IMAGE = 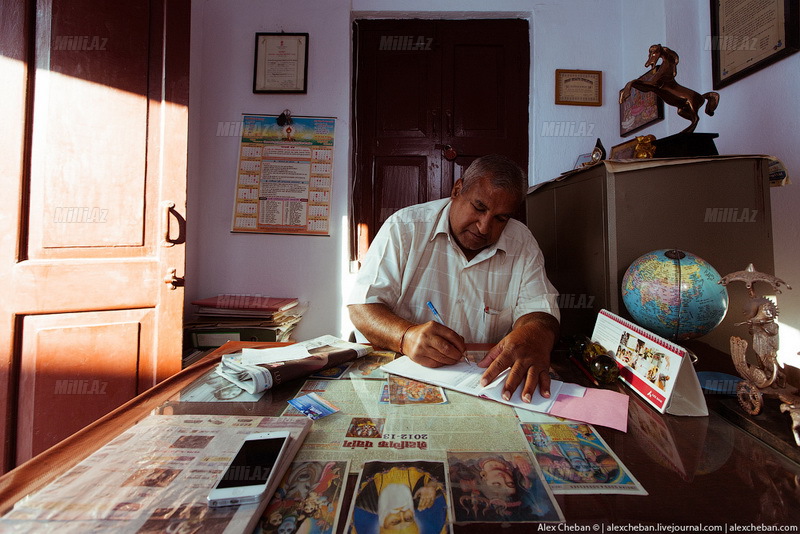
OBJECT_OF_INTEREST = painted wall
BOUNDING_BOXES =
[188,0,800,364]
[188,0,352,342]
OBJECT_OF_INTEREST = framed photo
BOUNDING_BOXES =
[619,71,664,136]
[573,152,593,169]
[555,69,602,106]
[253,33,309,93]
[710,0,799,89]
[609,138,639,160]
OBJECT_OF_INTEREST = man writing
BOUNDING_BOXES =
[347,154,559,403]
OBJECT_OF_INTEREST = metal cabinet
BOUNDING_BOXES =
[526,156,774,354]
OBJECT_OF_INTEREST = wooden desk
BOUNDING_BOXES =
[1,341,800,529]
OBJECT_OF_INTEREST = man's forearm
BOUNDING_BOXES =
[348,303,414,353]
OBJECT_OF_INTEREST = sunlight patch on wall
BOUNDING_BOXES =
[340,215,357,340]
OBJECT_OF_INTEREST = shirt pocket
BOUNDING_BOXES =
[480,305,514,344]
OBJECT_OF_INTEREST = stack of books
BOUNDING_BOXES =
[184,294,305,354]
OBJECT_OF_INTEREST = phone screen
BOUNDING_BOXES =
[215,436,287,489]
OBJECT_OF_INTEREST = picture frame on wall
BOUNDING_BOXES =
[619,71,665,136]
[253,33,309,93]
[555,69,602,106]
[710,0,799,89]
[609,138,639,160]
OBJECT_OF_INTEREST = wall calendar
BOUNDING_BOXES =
[231,114,335,236]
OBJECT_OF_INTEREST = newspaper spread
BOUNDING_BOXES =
[0,414,311,533]
[282,375,532,474]
[217,335,370,394]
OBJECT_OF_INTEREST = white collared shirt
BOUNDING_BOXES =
[348,198,559,343]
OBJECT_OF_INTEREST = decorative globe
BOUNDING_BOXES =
[621,249,729,341]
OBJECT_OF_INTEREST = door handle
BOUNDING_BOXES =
[161,201,176,247]
[435,144,458,161]
[163,268,184,290]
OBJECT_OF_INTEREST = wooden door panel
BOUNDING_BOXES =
[353,19,529,258]
[12,262,160,312]
[0,0,189,472]
[32,0,150,254]
[375,55,435,139]
[441,19,529,158]
[374,156,431,226]
[451,44,504,137]
[35,79,148,249]
[16,310,153,463]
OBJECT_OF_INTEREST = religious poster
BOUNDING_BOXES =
[231,114,335,236]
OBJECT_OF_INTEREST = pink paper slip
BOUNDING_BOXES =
[550,387,630,432]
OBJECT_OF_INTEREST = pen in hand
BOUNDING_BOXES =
[426,301,470,365]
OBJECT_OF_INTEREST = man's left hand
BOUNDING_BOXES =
[476,312,559,403]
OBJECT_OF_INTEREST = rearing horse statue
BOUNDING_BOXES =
[620,44,719,134]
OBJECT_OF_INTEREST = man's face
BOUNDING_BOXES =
[448,174,519,259]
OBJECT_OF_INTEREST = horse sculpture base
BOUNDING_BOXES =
[653,132,719,158]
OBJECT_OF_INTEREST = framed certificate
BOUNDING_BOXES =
[555,69,602,106]
[711,0,799,89]
[253,33,309,93]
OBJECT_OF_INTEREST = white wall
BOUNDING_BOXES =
[188,0,352,341]
[188,0,800,363]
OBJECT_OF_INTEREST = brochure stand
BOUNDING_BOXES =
[592,309,707,416]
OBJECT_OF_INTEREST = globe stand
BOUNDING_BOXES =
[719,264,800,447]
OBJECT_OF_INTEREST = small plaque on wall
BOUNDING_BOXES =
[555,69,602,106]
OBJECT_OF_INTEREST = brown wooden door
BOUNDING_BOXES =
[352,19,529,258]
[0,0,189,469]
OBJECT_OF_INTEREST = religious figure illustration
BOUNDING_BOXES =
[620,44,719,134]
[447,452,561,523]
[258,460,346,534]
[348,461,448,534]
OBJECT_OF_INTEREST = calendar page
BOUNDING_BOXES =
[231,114,335,235]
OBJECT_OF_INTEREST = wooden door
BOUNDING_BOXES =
[0,0,189,469]
[352,19,529,258]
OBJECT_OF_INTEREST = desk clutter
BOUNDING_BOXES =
[0,330,660,532]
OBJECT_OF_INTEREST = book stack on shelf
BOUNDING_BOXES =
[183,294,305,365]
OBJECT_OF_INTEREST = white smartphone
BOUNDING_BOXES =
[207,430,291,507]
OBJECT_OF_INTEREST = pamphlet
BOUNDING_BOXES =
[521,422,647,495]
[288,392,341,420]
[381,356,561,413]
[446,451,563,523]
[380,355,630,431]
[258,460,350,534]
[345,460,452,534]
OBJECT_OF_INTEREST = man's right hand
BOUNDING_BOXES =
[347,303,466,368]
[402,321,466,367]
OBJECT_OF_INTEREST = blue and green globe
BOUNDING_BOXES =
[621,249,729,341]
